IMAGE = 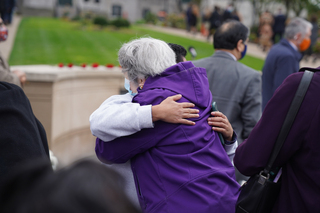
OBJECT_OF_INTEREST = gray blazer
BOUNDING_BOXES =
[193,51,261,144]
[0,51,20,86]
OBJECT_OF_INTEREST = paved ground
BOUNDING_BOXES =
[0,17,318,69]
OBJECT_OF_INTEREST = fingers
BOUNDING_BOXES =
[183,113,199,119]
[208,121,228,129]
[211,111,227,118]
[211,126,226,133]
[170,94,182,101]
[208,116,227,124]
[180,102,195,108]
[183,108,199,114]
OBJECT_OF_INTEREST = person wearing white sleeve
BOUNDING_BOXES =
[89,41,238,208]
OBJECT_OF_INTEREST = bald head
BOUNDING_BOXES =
[214,20,249,50]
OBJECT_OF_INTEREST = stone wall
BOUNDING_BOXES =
[12,65,124,166]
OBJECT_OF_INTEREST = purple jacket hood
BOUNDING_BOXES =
[137,61,211,110]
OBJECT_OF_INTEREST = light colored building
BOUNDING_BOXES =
[18,0,182,23]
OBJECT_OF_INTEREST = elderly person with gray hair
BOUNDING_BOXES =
[262,17,312,110]
[92,37,239,212]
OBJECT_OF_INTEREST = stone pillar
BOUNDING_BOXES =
[12,65,123,166]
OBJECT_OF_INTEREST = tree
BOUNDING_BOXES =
[249,0,273,26]
[276,0,320,16]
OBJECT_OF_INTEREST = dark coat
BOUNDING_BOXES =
[209,10,221,29]
[262,39,302,109]
[235,68,320,213]
[0,82,50,181]
[273,14,286,33]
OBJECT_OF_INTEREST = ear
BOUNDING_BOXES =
[138,78,146,89]
[294,33,302,41]
[236,39,244,52]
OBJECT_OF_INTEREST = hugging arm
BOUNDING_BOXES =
[90,94,199,142]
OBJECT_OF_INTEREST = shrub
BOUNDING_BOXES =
[93,16,109,27]
[110,18,130,28]
[164,14,185,29]
[313,41,320,53]
[71,15,81,21]
[135,19,146,24]
[144,12,158,25]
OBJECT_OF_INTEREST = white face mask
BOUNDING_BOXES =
[124,78,137,96]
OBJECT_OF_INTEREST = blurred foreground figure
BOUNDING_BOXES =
[0,81,50,183]
[0,159,141,213]
[235,67,320,213]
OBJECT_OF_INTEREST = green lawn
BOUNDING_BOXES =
[10,17,264,71]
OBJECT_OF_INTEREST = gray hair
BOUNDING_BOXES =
[284,17,312,40]
[118,37,176,84]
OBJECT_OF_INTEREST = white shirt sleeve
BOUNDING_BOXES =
[89,93,154,142]
[224,141,238,166]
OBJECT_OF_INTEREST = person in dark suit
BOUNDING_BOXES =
[235,67,320,213]
[272,9,287,43]
[207,5,222,41]
[262,17,312,110]
[222,3,234,23]
[193,20,262,184]
[0,0,15,25]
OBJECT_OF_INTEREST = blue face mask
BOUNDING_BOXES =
[240,44,247,60]
[124,78,137,96]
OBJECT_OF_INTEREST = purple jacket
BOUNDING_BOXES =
[235,68,320,212]
[96,62,239,212]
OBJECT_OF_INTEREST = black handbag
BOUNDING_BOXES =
[235,70,314,213]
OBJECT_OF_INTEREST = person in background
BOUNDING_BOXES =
[303,14,318,62]
[168,43,187,62]
[193,20,262,184]
[0,0,15,25]
[259,10,274,52]
[262,17,312,110]
[94,37,239,212]
[0,159,141,213]
[189,4,199,35]
[185,3,193,32]
[207,5,222,41]
[235,66,320,213]
[222,3,234,23]
[0,17,26,87]
[272,8,287,43]
[231,9,242,22]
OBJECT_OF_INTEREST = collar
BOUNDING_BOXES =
[215,50,237,61]
[288,41,298,52]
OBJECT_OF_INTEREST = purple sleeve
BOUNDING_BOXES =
[95,89,179,164]
[95,129,158,164]
[234,73,303,176]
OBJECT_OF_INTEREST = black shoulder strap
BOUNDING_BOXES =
[263,70,314,174]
